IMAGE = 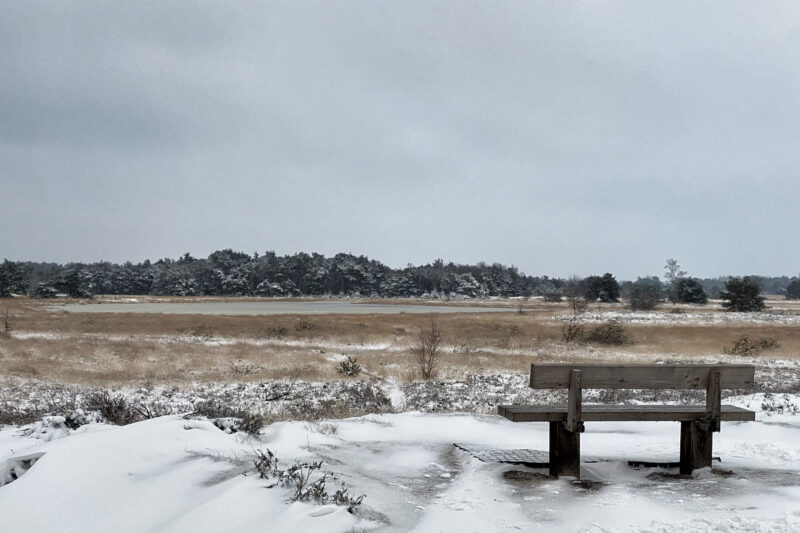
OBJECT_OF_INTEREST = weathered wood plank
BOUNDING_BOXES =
[549,421,580,478]
[530,364,755,389]
[565,369,583,433]
[498,404,756,423]
[680,421,712,474]
[707,370,721,432]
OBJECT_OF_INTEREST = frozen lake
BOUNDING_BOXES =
[53,301,514,316]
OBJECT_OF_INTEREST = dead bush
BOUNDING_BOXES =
[259,325,289,339]
[561,320,586,343]
[2,308,12,333]
[190,324,215,339]
[295,318,318,334]
[412,316,443,380]
[454,340,480,355]
[584,320,631,345]
[724,335,780,357]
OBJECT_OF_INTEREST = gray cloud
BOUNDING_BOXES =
[2,1,799,278]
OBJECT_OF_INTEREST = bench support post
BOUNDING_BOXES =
[565,369,583,433]
[706,370,721,432]
[549,421,580,478]
[679,421,713,475]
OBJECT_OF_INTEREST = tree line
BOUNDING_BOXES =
[0,252,797,303]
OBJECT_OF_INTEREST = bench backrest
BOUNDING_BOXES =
[531,363,756,433]
[530,363,755,390]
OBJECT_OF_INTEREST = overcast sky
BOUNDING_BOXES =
[2,1,799,279]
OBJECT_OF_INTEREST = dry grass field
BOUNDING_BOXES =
[2,296,799,387]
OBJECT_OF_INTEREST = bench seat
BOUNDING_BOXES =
[498,404,755,423]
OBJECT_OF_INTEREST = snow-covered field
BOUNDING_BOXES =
[560,310,800,326]
[2,405,799,532]
[4,300,800,531]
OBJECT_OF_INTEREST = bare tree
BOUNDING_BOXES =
[2,308,11,333]
[664,258,688,304]
[663,259,687,284]
[412,315,443,379]
[564,276,587,315]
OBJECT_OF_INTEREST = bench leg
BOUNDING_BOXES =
[549,421,580,478]
[680,421,713,475]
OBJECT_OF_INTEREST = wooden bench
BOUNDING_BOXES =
[498,364,756,478]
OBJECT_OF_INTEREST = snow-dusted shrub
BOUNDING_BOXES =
[724,335,780,357]
[192,399,265,435]
[337,356,362,377]
[18,416,71,441]
[64,408,105,429]
[29,282,57,299]
[0,405,45,426]
[85,391,141,425]
[253,449,364,513]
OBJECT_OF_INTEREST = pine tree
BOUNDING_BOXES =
[720,277,766,312]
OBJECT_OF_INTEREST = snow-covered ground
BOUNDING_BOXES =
[560,310,800,326]
[2,406,799,532]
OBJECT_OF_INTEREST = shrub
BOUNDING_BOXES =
[412,316,443,380]
[0,405,45,426]
[720,277,766,312]
[195,324,215,338]
[583,273,620,303]
[295,318,318,333]
[584,319,630,345]
[673,278,708,304]
[84,391,141,425]
[542,292,563,302]
[625,277,664,311]
[561,319,586,343]
[724,335,780,356]
[254,449,364,513]
[337,356,362,377]
[260,325,289,339]
[785,279,800,300]
[192,399,265,435]
[30,282,57,299]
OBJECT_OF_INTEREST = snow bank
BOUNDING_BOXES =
[0,417,358,533]
[1,410,799,532]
